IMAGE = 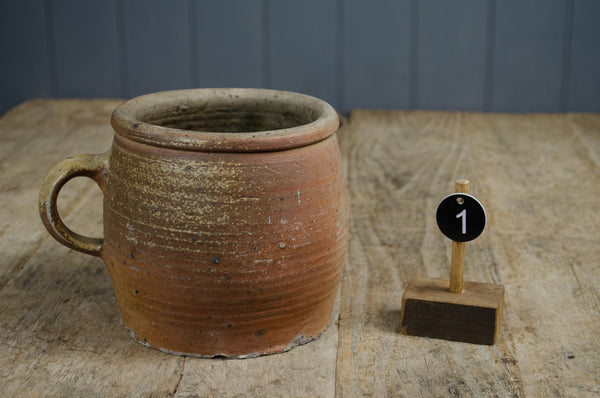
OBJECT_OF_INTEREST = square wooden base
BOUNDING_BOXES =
[400,277,504,345]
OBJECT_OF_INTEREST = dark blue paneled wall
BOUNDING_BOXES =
[1,0,599,114]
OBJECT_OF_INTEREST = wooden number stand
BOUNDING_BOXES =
[400,180,504,345]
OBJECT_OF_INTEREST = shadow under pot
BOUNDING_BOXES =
[39,88,349,358]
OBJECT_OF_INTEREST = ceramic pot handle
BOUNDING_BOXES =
[39,152,109,257]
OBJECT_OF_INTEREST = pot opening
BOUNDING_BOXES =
[144,103,317,134]
[112,89,339,152]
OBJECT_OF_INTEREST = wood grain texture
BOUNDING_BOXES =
[0,99,183,397]
[175,297,340,397]
[336,110,600,397]
[449,179,469,293]
[0,100,118,288]
[401,277,504,345]
[2,100,600,396]
[449,240,465,294]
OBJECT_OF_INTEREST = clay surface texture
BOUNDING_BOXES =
[39,89,349,357]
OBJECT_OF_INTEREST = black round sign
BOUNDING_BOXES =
[436,193,486,242]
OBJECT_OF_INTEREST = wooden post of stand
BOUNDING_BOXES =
[449,179,469,294]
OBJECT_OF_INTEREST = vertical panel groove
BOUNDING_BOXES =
[335,0,345,113]
[262,0,271,89]
[189,0,199,88]
[492,0,566,112]
[115,0,128,98]
[559,0,574,112]
[418,0,488,111]
[409,0,419,109]
[567,0,600,111]
[483,0,496,112]
[343,0,411,110]
[44,0,57,96]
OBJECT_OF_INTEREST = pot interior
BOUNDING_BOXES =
[144,101,317,133]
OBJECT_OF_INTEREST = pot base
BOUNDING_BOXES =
[125,324,328,359]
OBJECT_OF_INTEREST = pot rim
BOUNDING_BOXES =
[110,88,339,152]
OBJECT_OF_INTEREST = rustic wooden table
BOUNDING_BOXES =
[1,100,599,397]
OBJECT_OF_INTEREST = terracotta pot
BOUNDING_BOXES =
[39,88,349,357]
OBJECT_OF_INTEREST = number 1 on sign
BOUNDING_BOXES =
[456,209,467,234]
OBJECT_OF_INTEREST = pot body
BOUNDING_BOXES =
[39,88,348,357]
[102,134,348,357]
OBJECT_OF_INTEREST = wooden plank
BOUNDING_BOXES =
[471,112,600,396]
[0,0,51,113]
[0,100,183,397]
[342,0,412,112]
[4,100,600,395]
[194,0,263,88]
[0,183,183,396]
[335,111,522,397]
[51,0,121,97]
[121,0,193,97]
[567,0,600,111]
[417,0,488,110]
[269,0,337,106]
[335,110,600,396]
[0,99,118,289]
[492,0,567,112]
[175,296,340,397]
